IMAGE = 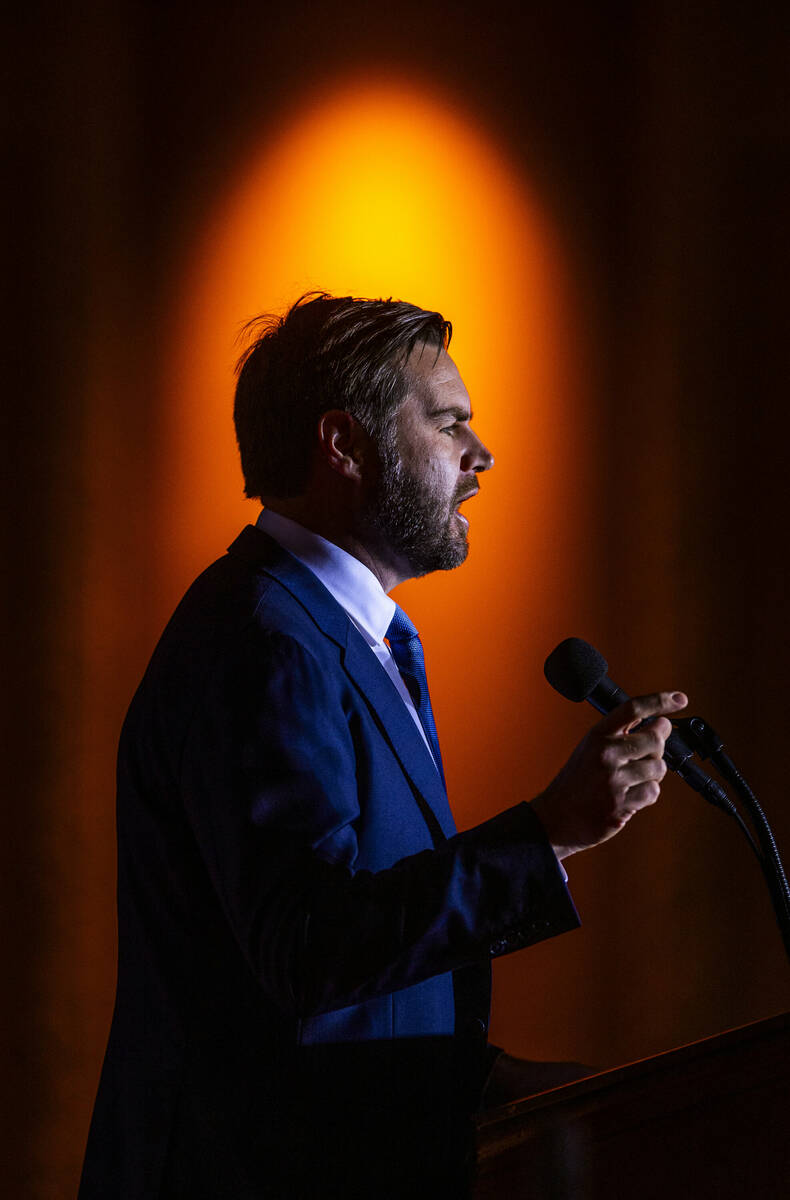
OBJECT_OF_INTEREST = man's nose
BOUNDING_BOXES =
[461,432,494,474]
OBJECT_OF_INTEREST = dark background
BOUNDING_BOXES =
[5,2,790,1194]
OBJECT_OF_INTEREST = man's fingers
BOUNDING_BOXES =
[601,721,671,765]
[599,691,688,738]
[615,754,668,788]
[537,690,688,860]
[620,778,662,812]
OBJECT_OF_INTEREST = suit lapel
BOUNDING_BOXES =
[228,526,456,842]
[341,629,456,840]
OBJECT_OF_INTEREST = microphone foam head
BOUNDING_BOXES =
[544,637,608,702]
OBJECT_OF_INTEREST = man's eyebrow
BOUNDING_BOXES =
[427,404,473,421]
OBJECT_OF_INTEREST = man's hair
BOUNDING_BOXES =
[233,291,452,499]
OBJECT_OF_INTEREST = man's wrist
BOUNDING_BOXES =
[529,793,575,862]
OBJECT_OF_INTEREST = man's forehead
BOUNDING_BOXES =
[402,344,469,407]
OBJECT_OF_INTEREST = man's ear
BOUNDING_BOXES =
[316,410,372,482]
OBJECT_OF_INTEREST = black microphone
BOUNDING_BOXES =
[544,637,730,805]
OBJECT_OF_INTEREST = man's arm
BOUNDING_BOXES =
[178,625,683,1019]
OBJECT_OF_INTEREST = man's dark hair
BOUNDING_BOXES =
[233,291,452,499]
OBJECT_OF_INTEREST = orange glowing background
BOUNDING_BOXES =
[160,76,598,1054]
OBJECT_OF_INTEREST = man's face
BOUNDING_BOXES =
[367,344,493,578]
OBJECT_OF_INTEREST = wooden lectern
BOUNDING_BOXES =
[475,1011,789,1198]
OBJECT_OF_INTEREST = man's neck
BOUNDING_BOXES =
[260,499,411,594]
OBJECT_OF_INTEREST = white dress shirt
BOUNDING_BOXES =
[255,507,437,764]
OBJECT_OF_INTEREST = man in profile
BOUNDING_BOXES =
[79,293,685,1198]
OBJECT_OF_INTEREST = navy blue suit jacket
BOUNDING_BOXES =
[79,525,579,1198]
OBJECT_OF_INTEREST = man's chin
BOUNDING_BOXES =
[409,535,469,577]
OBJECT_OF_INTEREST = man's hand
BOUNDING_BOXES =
[531,691,688,860]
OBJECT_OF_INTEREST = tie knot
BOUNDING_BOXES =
[386,604,419,646]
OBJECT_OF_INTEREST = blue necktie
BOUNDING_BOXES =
[386,605,445,787]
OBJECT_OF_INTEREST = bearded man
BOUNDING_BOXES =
[79,293,685,1199]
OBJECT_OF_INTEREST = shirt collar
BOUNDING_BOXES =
[256,508,395,645]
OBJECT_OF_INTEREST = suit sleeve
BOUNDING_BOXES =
[178,624,579,1018]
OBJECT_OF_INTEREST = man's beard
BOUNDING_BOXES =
[365,445,470,578]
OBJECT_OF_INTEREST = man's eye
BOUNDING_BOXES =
[441,424,458,435]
